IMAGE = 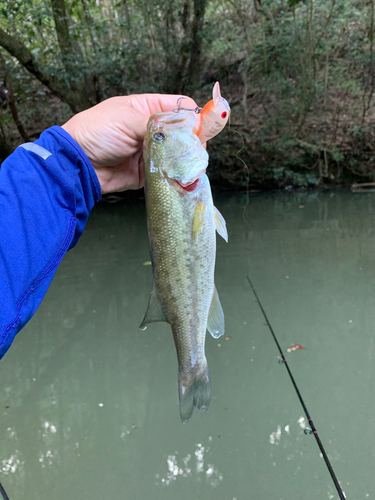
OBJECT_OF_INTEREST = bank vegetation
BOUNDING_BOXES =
[0,0,374,189]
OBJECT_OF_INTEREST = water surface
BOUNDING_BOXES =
[1,191,374,499]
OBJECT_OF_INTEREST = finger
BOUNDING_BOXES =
[153,94,203,132]
[124,94,202,128]
[115,108,149,144]
[125,93,199,114]
[154,94,199,113]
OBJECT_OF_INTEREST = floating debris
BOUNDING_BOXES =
[101,194,124,203]
[143,261,152,266]
[223,335,232,340]
[287,344,306,353]
[351,182,375,193]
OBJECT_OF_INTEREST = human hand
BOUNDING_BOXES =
[62,94,201,195]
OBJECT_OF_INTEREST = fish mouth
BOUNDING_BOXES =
[173,168,206,192]
[176,178,201,192]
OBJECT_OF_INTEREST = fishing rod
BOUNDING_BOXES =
[0,482,9,500]
[246,275,346,500]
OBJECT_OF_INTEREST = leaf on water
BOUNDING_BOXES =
[143,261,152,266]
[287,344,306,353]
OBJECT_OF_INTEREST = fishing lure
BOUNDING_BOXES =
[196,82,230,143]
[174,82,230,143]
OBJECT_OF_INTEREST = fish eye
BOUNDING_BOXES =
[153,132,166,142]
[221,112,227,119]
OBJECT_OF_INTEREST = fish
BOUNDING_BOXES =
[197,82,231,143]
[140,110,228,423]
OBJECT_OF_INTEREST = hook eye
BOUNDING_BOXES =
[153,132,166,142]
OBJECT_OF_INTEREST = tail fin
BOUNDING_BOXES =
[178,362,211,424]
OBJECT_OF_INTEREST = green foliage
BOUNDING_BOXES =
[0,0,374,187]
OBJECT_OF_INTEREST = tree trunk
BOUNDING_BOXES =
[0,51,28,142]
[0,28,91,112]
[169,1,191,94]
[80,0,103,103]
[186,0,206,90]
[122,0,131,29]
[168,0,207,94]
[51,0,95,105]
[51,0,74,68]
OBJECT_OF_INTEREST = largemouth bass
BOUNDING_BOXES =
[140,110,228,423]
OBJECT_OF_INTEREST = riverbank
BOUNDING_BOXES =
[1,82,375,192]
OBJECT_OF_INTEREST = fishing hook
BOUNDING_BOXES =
[173,97,202,114]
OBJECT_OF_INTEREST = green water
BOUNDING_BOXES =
[1,191,374,499]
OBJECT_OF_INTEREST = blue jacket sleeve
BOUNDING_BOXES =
[0,125,101,359]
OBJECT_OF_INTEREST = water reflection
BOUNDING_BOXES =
[1,450,22,474]
[269,425,281,445]
[157,440,223,487]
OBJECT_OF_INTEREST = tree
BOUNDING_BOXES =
[0,27,89,113]
[0,0,98,113]
[161,0,208,94]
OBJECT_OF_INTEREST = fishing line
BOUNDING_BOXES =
[228,127,251,227]
[0,482,10,500]
[246,274,346,500]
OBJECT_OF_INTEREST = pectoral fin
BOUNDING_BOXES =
[140,286,167,328]
[207,286,225,338]
[214,206,228,242]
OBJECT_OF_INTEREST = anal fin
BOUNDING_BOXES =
[207,286,225,338]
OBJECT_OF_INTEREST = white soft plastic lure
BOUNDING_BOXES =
[197,82,230,143]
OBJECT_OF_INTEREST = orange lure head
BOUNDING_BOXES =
[197,82,230,144]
